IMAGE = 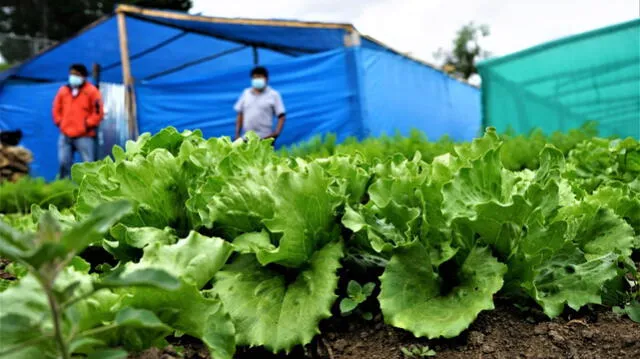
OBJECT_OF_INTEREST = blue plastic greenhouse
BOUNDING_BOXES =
[0,5,480,180]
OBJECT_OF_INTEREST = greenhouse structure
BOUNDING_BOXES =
[0,5,480,180]
[478,18,640,139]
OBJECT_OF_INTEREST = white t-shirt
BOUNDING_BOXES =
[234,87,286,138]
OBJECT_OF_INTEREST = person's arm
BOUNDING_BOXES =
[86,88,104,129]
[265,114,285,139]
[52,89,64,127]
[235,112,244,140]
[267,92,286,139]
[233,91,245,140]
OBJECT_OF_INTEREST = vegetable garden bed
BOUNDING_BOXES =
[0,125,638,359]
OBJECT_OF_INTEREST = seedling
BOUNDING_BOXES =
[401,344,436,358]
[340,280,376,320]
[0,201,181,359]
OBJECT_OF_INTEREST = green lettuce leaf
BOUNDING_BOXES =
[315,155,370,205]
[123,231,233,289]
[588,185,640,236]
[188,169,277,237]
[97,308,173,352]
[137,127,203,158]
[341,154,450,259]
[114,230,236,358]
[527,247,620,318]
[74,149,195,233]
[442,148,516,223]
[379,244,506,339]
[104,224,178,262]
[116,285,235,359]
[342,201,420,253]
[185,134,284,234]
[454,127,501,163]
[614,301,640,323]
[213,240,344,353]
[223,161,344,268]
[558,202,635,258]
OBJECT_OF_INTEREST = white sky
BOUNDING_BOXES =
[192,0,639,64]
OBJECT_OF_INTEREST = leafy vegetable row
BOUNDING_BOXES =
[0,177,76,214]
[1,126,638,359]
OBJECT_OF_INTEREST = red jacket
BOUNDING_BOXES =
[52,83,104,138]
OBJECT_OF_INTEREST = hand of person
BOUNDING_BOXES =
[264,132,280,140]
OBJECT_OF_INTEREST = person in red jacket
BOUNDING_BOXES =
[52,64,104,179]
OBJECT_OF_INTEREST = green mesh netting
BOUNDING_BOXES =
[478,19,640,138]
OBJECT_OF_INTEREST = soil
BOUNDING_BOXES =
[0,257,15,280]
[131,302,640,359]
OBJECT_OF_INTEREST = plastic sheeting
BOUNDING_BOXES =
[140,47,294,83]
[0,8,482,181]
[137,49,360,147]
[361,48,481,141]
[7,14,346,84]
[130,12,349,53]
[99,83,129,157]
[478,19,640,138]
[13,17,246,83]
[0,82,62,179]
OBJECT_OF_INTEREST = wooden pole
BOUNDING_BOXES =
[117,11,138,139]
[92,63,101,85]
[343,29,361,47]
[116,4,353,30]
[252,46,259,65]
[92,63,102,158]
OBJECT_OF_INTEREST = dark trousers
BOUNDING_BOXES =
[58,134,96,179]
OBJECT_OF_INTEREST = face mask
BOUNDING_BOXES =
[68,74,84,88]
[251,78,266,90]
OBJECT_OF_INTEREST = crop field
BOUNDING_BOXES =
[0,125,638,359]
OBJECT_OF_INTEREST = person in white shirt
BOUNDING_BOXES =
[234,66,286,144]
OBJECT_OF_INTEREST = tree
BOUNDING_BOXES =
[0,0,192,64]
[434,22,491,80]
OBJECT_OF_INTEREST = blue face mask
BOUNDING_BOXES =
[69,74,84,88]
[251,78,266,90]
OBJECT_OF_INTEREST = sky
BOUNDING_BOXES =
[192,0,639,65]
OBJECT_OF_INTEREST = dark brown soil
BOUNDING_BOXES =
[131,303,640,359]
[0,257,15,280]
[314,305,640,359]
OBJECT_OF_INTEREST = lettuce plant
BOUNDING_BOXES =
[2,126,637,355]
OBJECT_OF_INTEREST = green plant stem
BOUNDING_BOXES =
[45,288,70,359]
[78,324,118,338]
[61,288,99,310]
[39,277,70,359]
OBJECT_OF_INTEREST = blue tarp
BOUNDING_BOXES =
[131,12,349,53]
[6,15,344,83]
[361,47,481,141]
[0,6,481,181]
[0,82,62,179]
[137,49,360,146]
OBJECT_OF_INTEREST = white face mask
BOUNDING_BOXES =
[251,78,266,90]
[69,74,84,88]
